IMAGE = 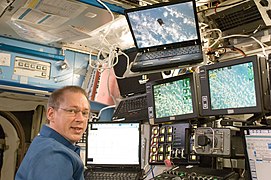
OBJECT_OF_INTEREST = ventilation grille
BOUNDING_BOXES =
[213,5,261,31]
[207,1,264,34]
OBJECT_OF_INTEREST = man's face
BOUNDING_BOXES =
[47,91,90,143]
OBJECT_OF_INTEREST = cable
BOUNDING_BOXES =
[88,47,121,107]
[96,0,115,49]
[88,45,121,73]
[203,28,223,48]
[88,0,121,74]
[93,105,116,121]
[231,46,246,57]
[207,46,247,61]
[142,165,155,179]
[201,24,266,59]
[122,58,141,78]
[114,50,130,79]
[203,31,267,58]
[151,165,155,178]
[106,68,117,105]
[197,0,250,13]
[220,34,267,58]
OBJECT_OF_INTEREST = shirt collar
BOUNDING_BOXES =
[39,125,81,155]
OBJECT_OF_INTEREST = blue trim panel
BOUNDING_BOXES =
[0,35,61,52]
[0,88,50,97]
[79,0,125,14]
[0,43,65,61]
[0,80,56,93]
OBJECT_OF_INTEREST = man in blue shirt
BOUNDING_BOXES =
[15,86,90,180]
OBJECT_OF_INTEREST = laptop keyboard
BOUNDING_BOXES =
[141,45,201,61]
[84,171,139,180]
[112,95,148,122]
[117,95,147,114]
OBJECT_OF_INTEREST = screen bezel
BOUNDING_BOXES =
[85,121,141,167]
[124,0,201,51]
[199,55,268,116]
[146,73,199,124]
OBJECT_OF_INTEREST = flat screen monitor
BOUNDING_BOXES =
[146,73,198,124]
[241,127,271,180]
[199,55,270,117]
[86,122,141,166]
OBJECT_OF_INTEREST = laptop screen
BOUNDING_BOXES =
[125,0,200,50]
[242,127,271,180]
[86,122,141,166]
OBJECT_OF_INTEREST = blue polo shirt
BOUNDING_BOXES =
[15,125,85,180]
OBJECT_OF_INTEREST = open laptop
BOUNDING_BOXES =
[84,122,143,180]
[112,48,162,122]
[124,0,203,72]
[241,126,271,180]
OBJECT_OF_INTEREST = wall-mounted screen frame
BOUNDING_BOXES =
[198,55,270,117]
[146,72,199,124]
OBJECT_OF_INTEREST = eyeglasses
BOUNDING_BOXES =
[56,107,90,119]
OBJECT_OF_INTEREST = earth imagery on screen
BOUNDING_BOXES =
[127,1,198,48]
[209,62,257,110]
[153,78,193,118]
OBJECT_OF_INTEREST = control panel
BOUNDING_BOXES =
[194,128,231,156]
[149,122,198,165]
[151,166,237,180]
[0,36,89,93]
[14,57,51,79]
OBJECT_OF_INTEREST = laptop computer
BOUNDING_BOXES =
[124,0,203,72]
[84,122,143,180]
[112,48,162,122]
[241,126,271,180]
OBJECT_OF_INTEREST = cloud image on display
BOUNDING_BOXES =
[128,2,198,48]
